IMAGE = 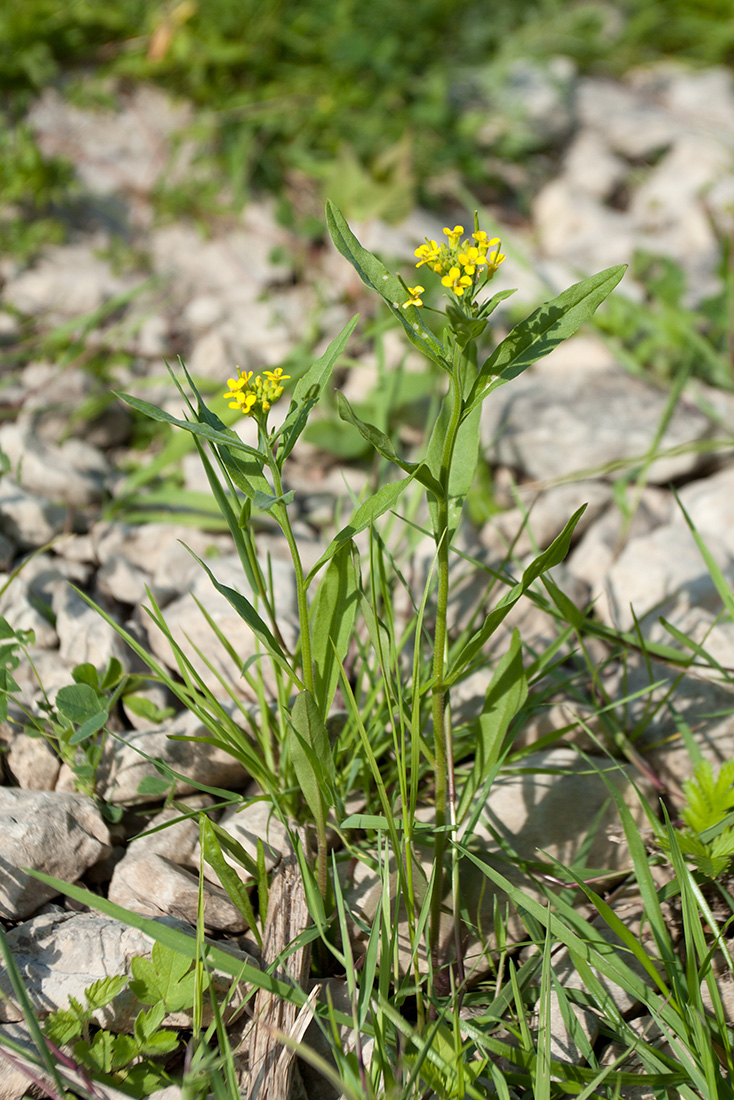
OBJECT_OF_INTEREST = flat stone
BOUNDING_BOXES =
[0,423,109,507]
[52,584,130,669]
[108,852,248,932]
[480,480,610,561]
[3,732,61,791]
[65,707,249,804]
[0,789,111,919]
[596,522,734,633]
[481,363,716,485]
[29,84,194,198]
[200,799,291,884]
[0,908,255,1030]
[2,241,135,322]
[471,747,647,873]
[576,77,679,158]
[143,553,299,700]
[0,479,67,549]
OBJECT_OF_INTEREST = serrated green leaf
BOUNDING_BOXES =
[84,975,129,1012]
[44,1007,84,1046]
[134,1002,165,1045]
[129,942,196,1013]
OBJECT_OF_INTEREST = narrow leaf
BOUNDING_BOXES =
[326,200,448,369]
[306,474,414,582]
[311,542,360,717]
[446,505,586,682]
[467,265,626,413]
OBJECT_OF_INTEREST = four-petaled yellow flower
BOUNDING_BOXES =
[414,241,442,271]
[402,285,425,308]
[223,366,291,417]
[443,225,464,249]
[441,266,472,296]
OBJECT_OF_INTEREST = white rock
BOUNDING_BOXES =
[29,84,194,198]
[576,77,679,158]
[480,480,611,561]
[109,853,248,932]
[597,522,734,633]
[4,733,61,791]
[532,179,634,271]
[2,242,134,322]
[567,487,673,594]
[125,801,205,864]
[562,130,627,200]
[0,789,111,919]
[470,747,647,872]
[0,479,66,549]
[97,553,150,605]
[0,908,255,1030]
[80,708,249,804]
[52,584,130,669]
[143,553,299,700]
[0,423,109,507]
[481,364,716,485]
[200,799,291,884]
[676,463,734,553]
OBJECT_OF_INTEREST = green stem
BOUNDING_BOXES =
[262,433,315,696]
[430,367,463,955]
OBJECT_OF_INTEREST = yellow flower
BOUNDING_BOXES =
[402,285,425,308]
[457,246,484,275]
[443,225,464,249]
[223,366,290,417]
[441,266,473,297]
[415,241,441,269]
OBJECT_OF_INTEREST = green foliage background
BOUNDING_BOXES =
[3,0,734,210]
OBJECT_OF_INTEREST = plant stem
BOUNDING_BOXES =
[430,367,463,955]
[262,433,315,697]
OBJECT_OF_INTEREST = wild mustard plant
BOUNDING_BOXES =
[118,202,624,975]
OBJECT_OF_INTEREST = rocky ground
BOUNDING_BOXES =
[2,59,734,1098]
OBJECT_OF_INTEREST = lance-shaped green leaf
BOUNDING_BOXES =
[311,542,360,718]
[446,505,586,684]
[336,391,443,497]
[289,690,335,840]
[115,393,264,459]
[277,315,360,462]
[456,629,527,823]
[187,552,291,673]
[199,817,261,949]
[465,264,626,417]
[326,200,449,370]
[306,474,415,583]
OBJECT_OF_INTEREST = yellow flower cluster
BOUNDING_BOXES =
[223,366,290,417]
[409,225,505,305]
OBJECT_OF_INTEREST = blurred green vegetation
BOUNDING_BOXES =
[2,0,734,219]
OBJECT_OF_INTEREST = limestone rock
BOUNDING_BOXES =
[0,789,111,919]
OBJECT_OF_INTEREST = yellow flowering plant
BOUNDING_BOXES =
[326,199,625,962]
[116,200,624,998]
